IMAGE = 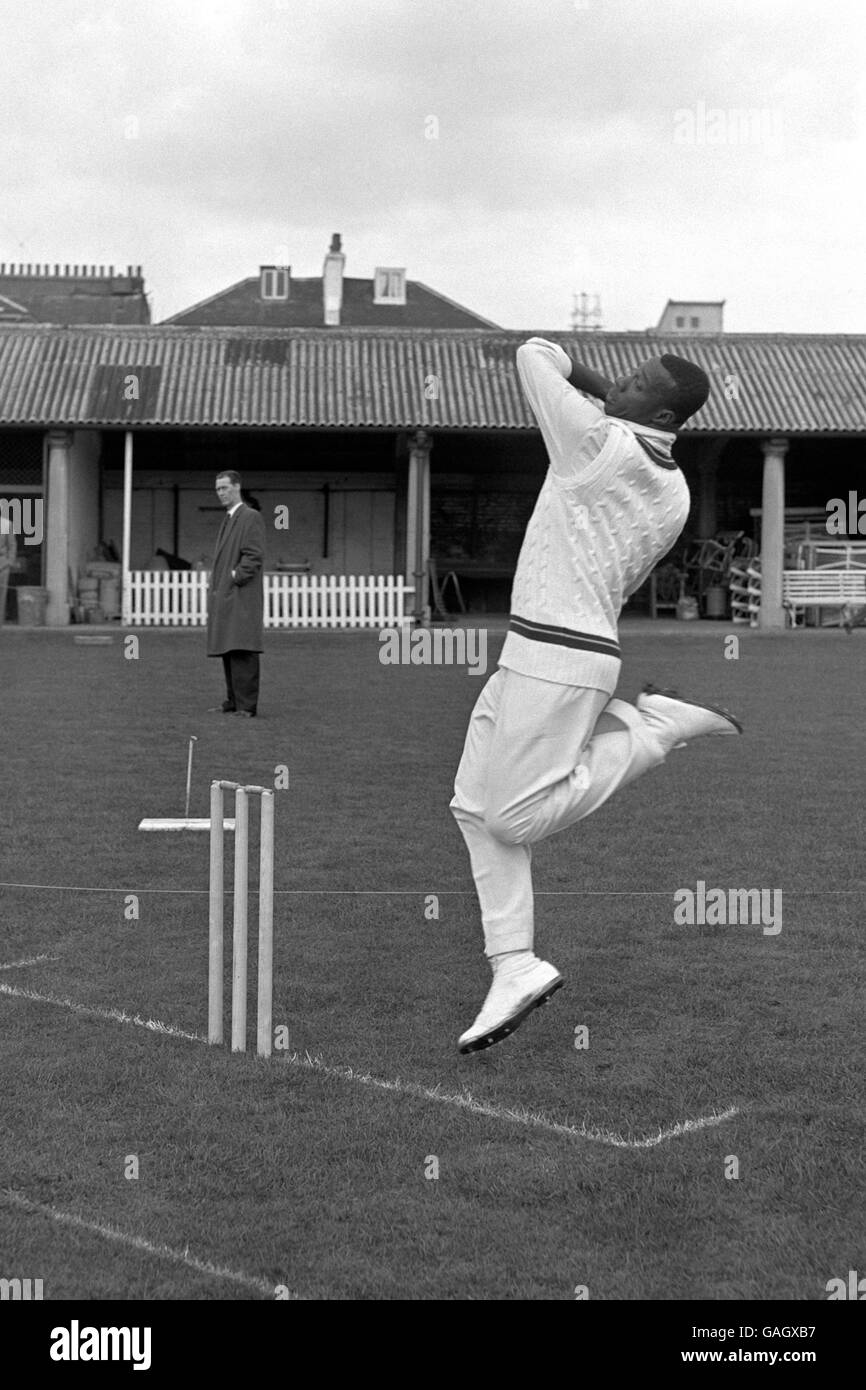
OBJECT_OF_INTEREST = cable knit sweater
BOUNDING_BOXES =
[498,338,691,693]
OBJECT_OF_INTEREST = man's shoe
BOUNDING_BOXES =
[636,683,743,753]
[207,705,235,713]
[231,710,255,718]
[458,957,563,1054]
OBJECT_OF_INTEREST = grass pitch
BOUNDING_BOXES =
[0,623,863,1299]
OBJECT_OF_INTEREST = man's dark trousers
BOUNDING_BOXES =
[221,651,260,714]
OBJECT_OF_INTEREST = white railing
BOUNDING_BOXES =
[127,571,415,628]
[265,573,413,628]
[796,541,866,570]
[128,571,209,626]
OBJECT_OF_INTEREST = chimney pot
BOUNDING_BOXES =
[323,235,346,326]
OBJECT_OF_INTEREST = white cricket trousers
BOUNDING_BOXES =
[449,668,667,957]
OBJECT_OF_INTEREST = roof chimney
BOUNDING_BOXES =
[323,233,345,326]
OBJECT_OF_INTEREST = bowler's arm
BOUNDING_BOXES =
[567,359,615,402]
[516,338,612,477]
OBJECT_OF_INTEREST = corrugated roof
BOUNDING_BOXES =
[0,324,864,433]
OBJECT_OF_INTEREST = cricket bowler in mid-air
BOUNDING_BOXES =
[451,337,743,1054]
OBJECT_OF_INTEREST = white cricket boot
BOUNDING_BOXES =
[636,683,743,753]
[458,956,563,1054]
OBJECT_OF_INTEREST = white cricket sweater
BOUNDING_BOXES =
[498,338,691,693]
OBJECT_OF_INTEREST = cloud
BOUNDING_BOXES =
[0,0,863,330]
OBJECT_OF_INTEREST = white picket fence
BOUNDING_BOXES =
[126,571,415,628]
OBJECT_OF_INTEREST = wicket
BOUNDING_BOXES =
[208,779,275,1057]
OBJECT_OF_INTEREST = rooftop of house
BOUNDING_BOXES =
[164,274,500,329]
[655,299,726,333]
[163,235,499,328]
[0,264,150,324]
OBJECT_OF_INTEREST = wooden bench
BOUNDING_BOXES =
[783,569,866,628]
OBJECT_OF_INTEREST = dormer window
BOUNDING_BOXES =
[373,268,406,305]
[260,266,290,300]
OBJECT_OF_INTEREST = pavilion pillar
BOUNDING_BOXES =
[696,438,725,537]
[44,430,72,625]
[759,436,788,630]
[406,429,432,624]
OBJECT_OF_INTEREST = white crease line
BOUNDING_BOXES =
[1,1189,298,1299]
[1,981,740,1149]
[0,982,203,1041]
[0,954,59,971]
[286,1051,740,1149]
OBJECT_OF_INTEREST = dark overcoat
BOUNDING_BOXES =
[206,504,266,656]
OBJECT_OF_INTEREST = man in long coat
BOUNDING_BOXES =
[207,470,266,717]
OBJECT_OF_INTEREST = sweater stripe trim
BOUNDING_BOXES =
[508,614,621,658]
[633,434,677,469]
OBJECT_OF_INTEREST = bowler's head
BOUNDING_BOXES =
[604,356,710,431]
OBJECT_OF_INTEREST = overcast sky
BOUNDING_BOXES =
[1,0,864,332]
